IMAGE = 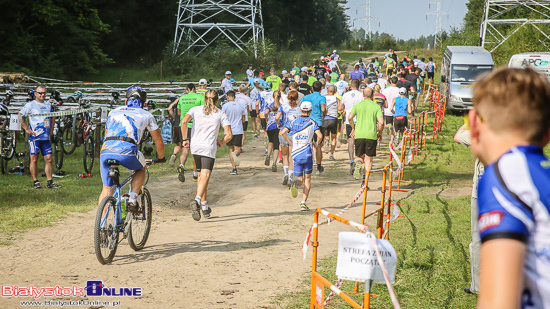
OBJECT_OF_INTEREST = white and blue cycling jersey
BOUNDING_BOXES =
[257,90,274,114]
[101,106,159,155]
[265,102,278,131]
[19,100,54,141]
[477,145,550,308]
[287,116,319,164]
[278,104,302,131]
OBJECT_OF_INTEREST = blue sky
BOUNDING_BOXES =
[345,0,469,40]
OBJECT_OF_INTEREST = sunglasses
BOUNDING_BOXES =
[36,92,47,95]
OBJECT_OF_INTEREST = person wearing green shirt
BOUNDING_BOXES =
[266,68,282,91]
[307,71,318,86]
[173,83,205,183]
[348,87,384,182]
[290,62,301,75]
[329,68,339,84]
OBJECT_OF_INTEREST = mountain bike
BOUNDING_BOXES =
[0,115,17,174]
[94,160,153,264]
[51,119,64,170]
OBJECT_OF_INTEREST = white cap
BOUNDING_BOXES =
[333,50,337,53]
[225,71,232,75]
[399,87,407,95]
[282,70,288,74]
[199,78,207,85]
[301,101,313,111]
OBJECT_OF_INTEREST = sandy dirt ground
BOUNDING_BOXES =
[0,133,413,309]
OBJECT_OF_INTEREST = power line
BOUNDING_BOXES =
[354,0,379,40]
[426,0,448,48]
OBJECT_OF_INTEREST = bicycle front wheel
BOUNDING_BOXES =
[61,125,76,155]
[83,135,94,174]
[53,133,64,170]
[94,196,119,264]
[127,188,152,251]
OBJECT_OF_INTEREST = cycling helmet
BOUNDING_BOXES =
[73,90,83,97]
[6,90,14,97]
[266,81,273,90]
[111,91,120,99]
[147,100,158,109]
[126,86,147,108]
[28,90,35,96]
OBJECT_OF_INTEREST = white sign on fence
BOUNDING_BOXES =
[335,232,396,284]
[9,114,21,131]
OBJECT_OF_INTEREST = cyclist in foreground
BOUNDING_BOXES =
[98,86,166,212]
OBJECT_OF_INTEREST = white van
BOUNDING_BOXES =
[440,46,494,112]
[508,53,550,80]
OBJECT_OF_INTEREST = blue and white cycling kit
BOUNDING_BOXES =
[278,104,302,130]
[265,103,279,131]
[477,146,550,309]
[286,117,319,177]
[257,91,274,115]
[19,100,54,155]
[100,106,159,186]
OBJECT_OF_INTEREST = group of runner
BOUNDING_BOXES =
[159,49,435,215]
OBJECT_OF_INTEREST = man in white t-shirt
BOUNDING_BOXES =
[338,79,363,174]
[235,84,253,146]
[222,91,246,175]
[381,76,400,138]
[220,71,233,94]
[182,91,232,221]
[334,74,349,96]
[377,73,388,90]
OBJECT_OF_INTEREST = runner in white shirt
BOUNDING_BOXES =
[322,86,341,160]
[381,76,400,139]
[377,73,388,89]
[338,79,363,174]
[182,90,232,221]
[249,81,263,138]
[235,85,253,146]
[222,91,246,175]
[334,74,349,96]
[278,83,289,105]
[220,71,233,94]
[276,90,302,187]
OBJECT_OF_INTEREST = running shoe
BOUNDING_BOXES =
[272,163,277,172]
[192,174,198,182]
[46,181,62,189]
[264,155,270,166]
[353,161,363,180]
[287,175,293,188]
[329,154,335,161]
[169,154,177,167]
[33,181,41,189]
[264,149,268,156]
[177,165,185,182]
[282,175,288,186]
[190,199,201,221]
[254,134,258,139]
[231,152,240,167]
[127,201,141,214]
[316,165,324,175]
[300,203,310,211]
[290,179,299,198]
[202,207,212,219]
[349,161,355,175]
[230,169,237,175]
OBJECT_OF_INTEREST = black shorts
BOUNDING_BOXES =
[242,121,248,132]
[250,110,257,118]
[193,154,215,172]
[267,129,280,149]
[394,116,408,133]
[384,115,394,125]
[355,138,377,157]
[322,118,338,136]
[427,72,434,79]
[260,118,267,130]
[346,124,353,137]
[227,134,243,147]
[172,126,182,144]
[313,126,324,144]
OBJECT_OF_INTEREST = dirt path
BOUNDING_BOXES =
[0,135,410,309]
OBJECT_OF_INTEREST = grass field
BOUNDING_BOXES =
[275,107,480,308]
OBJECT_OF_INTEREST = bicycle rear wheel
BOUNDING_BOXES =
[83,134,95,173]
[4,131,16,160]
[127,188,152,251]
[53,132,64,170]
[94,196,119,264]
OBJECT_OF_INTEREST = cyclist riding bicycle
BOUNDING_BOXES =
[98,86,166,212]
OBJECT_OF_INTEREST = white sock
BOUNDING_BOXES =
[301,201,306,205]
[193,171,198,177]
[201,201,209,210]
[283,166,288,175]
[129,192,138,204]
[195,196,201,203]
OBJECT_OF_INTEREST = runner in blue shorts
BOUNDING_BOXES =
[280,101,322,211]
[98,86,166,212]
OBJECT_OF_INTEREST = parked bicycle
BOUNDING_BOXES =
[94,160,153,264]
[0,115,16,174]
